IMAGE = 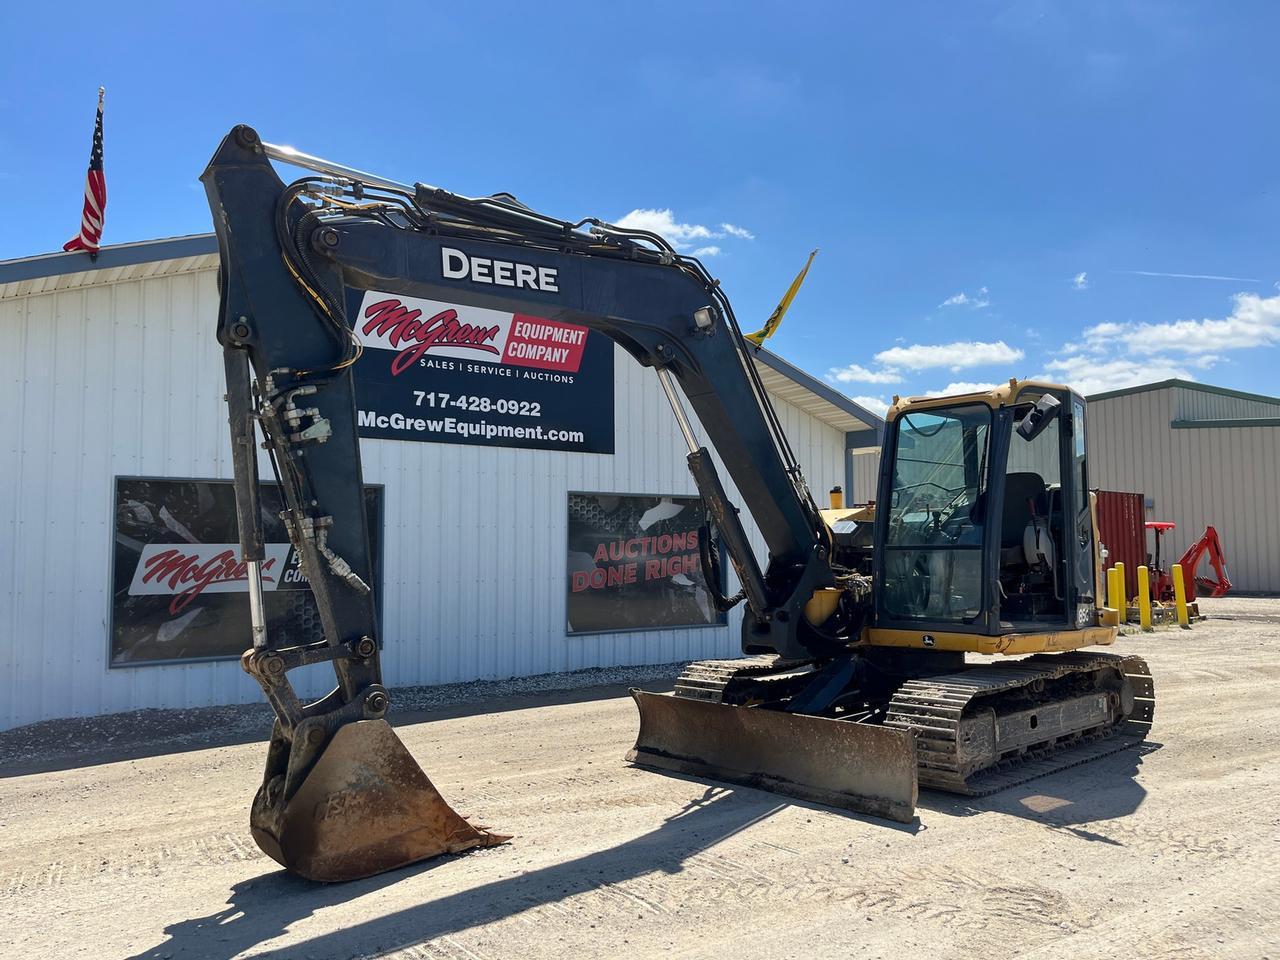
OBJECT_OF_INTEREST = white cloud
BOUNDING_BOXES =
[612,209,754,256]
[614,208,712,245]
[1121,292,1280,354]
[850,395,891,417]
[1041,355,1196,396]
[928,381,1000,396]
[1073,292,1280,357]
[1072,271,1089,290]
[1085,321,1124,339]
[1046,291,1276,393]
[873,340,1025,372]
[940,286,990,309]
[825,363,902,385]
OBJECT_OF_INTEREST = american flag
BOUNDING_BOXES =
[63,88,107,256]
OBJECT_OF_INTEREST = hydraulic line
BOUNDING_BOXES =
[270,156,825,550]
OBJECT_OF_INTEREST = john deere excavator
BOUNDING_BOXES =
[203,125,1154,882]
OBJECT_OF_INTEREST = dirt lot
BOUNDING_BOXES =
[2,598,1277,960]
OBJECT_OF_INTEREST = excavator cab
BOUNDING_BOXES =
[869,381,1109,652]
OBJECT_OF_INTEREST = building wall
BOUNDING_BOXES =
[0,266,847,730]
[1087,386,1279,594]
[1172,388,1280,421]
[851,452,882,504]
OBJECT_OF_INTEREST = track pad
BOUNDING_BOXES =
[254,718,509,882]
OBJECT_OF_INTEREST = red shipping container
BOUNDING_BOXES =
[1095,490,1146,602]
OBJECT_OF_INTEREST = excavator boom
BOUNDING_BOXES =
[202,125,902,879]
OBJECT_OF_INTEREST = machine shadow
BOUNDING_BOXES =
[917,740,1162,830]
[0,679,672,780]
[125,785,792,960]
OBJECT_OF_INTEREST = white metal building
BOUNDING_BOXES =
[0,236,882,731]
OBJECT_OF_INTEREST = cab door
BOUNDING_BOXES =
[1065,394,1097,625]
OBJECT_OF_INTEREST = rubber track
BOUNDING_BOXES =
[885,652,1155,796]
[673,655,812,702]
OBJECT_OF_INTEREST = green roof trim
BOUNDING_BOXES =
[1088,378,1280,406]
[1170,417,1280,430]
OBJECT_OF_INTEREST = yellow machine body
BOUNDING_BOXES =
[862,624,1116,655]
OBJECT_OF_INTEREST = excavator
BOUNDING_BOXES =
[203,125,1155,882]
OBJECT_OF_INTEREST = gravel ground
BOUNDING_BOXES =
[1,599,1277,959]
[0,661,684,773]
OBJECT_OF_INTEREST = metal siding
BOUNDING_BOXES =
[851,452,882,504]
[1173,385,1280,421]
[1087,387,1279,594]
[1095,491,1146,598]
[1,267,848,730]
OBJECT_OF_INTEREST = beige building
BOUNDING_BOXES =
[1086,379,1280,594]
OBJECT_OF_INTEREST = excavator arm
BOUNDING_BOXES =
[202,125,864,879]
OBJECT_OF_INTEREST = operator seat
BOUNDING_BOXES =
[1001,472,1047,564]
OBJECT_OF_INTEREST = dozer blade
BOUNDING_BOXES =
[251,719,509,882]
[627,690,918,823]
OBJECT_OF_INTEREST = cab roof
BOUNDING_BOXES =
[885,379,1074,421]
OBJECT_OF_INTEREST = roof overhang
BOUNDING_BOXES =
[0,235,884,438]
[0,234,219,300]
[1088,377,1280,406]
[750,348,884,434]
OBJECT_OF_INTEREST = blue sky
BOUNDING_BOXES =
[4,1,1278,409]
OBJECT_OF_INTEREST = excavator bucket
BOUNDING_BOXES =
[627,690,918,823]
[250,719,509,882]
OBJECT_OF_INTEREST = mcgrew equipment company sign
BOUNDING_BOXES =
[350,288,615,453]
[111,477,383,666]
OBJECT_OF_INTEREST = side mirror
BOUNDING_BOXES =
[1016,394,1061,442]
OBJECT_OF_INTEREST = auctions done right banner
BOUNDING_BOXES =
[566,492,726,634]
[350,289,616,454]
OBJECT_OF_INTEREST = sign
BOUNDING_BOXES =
[111,477,382,666]
[350,289,615,453]
[566,492,725,634]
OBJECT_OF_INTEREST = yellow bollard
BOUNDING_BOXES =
[1114,561,1126,622]
[1171,562,1191,629]
[1107,565,1124,623]
[1137,565,1153,631]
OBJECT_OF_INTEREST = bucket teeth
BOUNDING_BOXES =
[250,718,509,882]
